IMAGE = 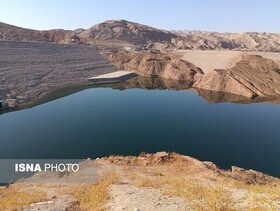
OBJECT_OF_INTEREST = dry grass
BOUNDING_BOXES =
[122,155,280,211]
[122,155,234,210]
[164,177,233,211]
[0,185,48,210]
[1,154,279,210]
[129,172,280,210]
[0,169,119,211]
[70,170,118,211]
[225,178,280,210]
[127,172,233,211]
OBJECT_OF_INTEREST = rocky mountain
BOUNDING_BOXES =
[0,22,71,43]
[1,20,280,52]
[172,30,280,52]
[78,19,179,45]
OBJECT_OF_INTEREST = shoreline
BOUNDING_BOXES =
[1,41,280,111]
[2,76,280,114]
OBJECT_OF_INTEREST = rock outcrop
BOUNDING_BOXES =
[194,54,280,98]
[106,50,204,83]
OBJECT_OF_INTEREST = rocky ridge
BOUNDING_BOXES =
[1,20,280,52]
[172,30,280,52]
[0,22,71,43]
[194,54,280,98]
[78,19,178,45]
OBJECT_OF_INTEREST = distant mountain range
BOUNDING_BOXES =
[1,19,280,52]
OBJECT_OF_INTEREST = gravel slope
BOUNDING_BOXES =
[0,41,115,107]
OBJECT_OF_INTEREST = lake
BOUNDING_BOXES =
[1,81,280,177]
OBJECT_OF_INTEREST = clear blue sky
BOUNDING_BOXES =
[0,0,279,32]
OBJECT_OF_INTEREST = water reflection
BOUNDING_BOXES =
[196,89,280,104]
[115,77,280,104]
[114,76,192,90]
[1,76,280,116]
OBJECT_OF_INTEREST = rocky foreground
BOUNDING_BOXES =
[0,152,279,210]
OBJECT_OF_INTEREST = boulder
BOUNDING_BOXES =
[154,151,169,158]
[231,166,245,172]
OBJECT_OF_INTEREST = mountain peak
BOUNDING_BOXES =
[78,19,178,45]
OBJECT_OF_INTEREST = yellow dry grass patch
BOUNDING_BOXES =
[121,153,280,210]
[165,177,233,211]
[70,170,118,211]
[127,172,232,211]
[225,179,280,210]
[0,185,48,210]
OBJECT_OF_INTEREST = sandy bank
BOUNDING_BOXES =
[178,50,280,73]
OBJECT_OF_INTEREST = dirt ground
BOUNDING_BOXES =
[178,50,280,73]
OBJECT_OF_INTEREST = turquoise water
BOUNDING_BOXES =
[0,87,280,176]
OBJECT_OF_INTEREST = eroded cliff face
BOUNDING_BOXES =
[105,50,204,83]
[194,54,280,98]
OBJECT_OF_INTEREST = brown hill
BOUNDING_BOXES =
[78,19,179,45]
[105,49,204,82]
[172,30,280,52]
[194,54,280,98]
[1,20,279,52]
[0,22,71,43]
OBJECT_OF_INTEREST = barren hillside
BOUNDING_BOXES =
[78,19,178,45]
[0,22,71,43]
[1,20,280,52]
[178,50,280,73]
[0,41,115,108]
[172,30,280,52]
